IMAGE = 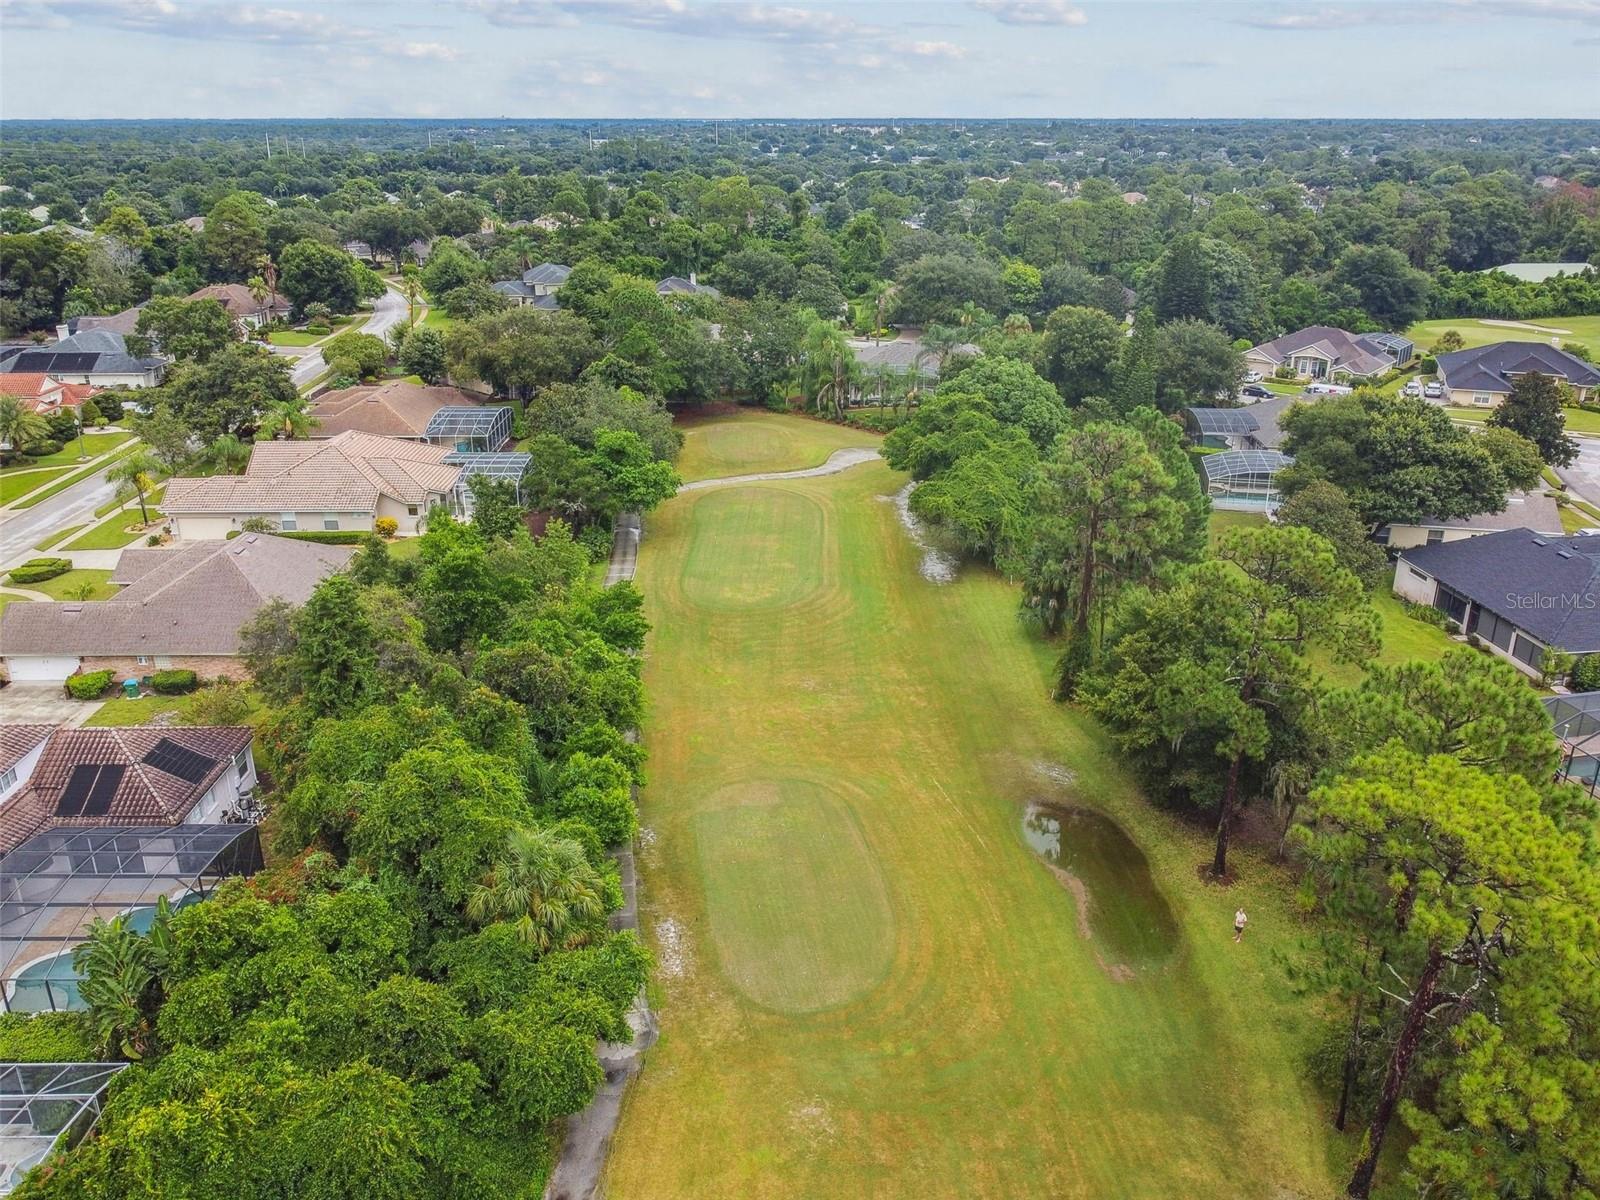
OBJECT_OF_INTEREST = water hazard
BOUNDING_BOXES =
[1022,802,1181,974]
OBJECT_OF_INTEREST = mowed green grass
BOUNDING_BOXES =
[1406,314,1600,351]
[607,420,1346,1200]
[673,410,878,483]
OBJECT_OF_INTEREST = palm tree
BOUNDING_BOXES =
[208,433,251,474]
[260,396,319,440]
[400,266,423,328]
[108,449,160,525]
[466,826,607,953]
[71,898,173,1060]
[797,317,860,421]
[0,395,49,455]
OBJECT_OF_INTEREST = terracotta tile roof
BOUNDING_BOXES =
[186,283,289,319]
[164,430,461,514]
[309,381,485,439]
[0,726,54,776]
[0,725,252,854]
[0,535,355,658]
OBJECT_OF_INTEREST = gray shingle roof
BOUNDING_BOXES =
[522,262,571,286]
[0,535,355,658]
[656,276,721,298]
[0,329,162,377]
[1435,341,1600,395]
[1398,527,1600,652]
[1249,325,1397,378]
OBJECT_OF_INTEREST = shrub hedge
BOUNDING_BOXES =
[278,530,372,545]
[7,557,72,584]
[150,669,199,695]
[0,1012,97,1062]
[66,669,115,699]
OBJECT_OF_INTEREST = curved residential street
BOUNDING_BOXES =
[278,286,411,389]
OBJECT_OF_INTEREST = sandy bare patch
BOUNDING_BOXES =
[654,917,692,979]
[788,1096,839,1146]
[1034,760,1078,789]
[883,483,958,584]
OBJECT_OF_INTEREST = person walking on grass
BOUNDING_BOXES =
[1233,908,1248,943]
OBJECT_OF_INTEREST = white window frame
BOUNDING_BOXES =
[232,747,251,778]
[279,512,298,531]
[322,513,340,531]
[135,655,150,666]
[0,766,16,793]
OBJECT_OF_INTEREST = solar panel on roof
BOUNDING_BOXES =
[142,739,216,785]
[57,765,101,817]
[82,764,126,817]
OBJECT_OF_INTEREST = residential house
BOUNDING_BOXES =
[309,381,488,441]
[0,374,98,417]
[1377,491,1563,549]
[0,725,257,856]
[656,274,721,298]
[62,305,145,338]
[1392,527,1600,677]
[1434,341,1600,408]
[0,330,164,388]
[1245,326,1414,383]
[343,240,375,261]
[0,534,355,684]
[186,283,290,329]
[491,262,571,309]
[846,334,981,403]
[162,430,463,539]
[0,727,53,805]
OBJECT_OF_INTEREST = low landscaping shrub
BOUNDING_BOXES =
[845,409,904,433]
[66,669,115,700]
[0,1012,97,1062]
[1571,653,1600,692]
[579,525,614,562]
[304,322,332,335]
[7,557,72,584]
[186,680,254,724]
[278,529,372,545]
[374,516,398,537]
[149,668,199,695]
[1402,600,1450,629]
[21,439,63,458]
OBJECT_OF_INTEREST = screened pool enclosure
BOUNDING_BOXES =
[0,1062,129,1194]
[1200,449,1294,511]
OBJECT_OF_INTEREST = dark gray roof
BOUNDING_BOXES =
[1249,325,1397,377]
[657,276,721,298]
[490,280,559,309]
[1399,528,1600,652]
[522,262,571,286]
[1435,341,1600,394]
[0,329,162,377]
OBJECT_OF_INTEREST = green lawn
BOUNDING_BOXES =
[11,442,142,510]
[34,524,87,551]
[672,410,879,483]
[1205,507,1266,546]
[0,595,28,616]
[1443,404,1600,435]
[419,307,458,332]
[84,686,264,729]
[64,505,163,550]
[0,432,133,480]
[606,416,1347,1199]
[26,569,119,601]
[1406,315,1600,352]
[1,466,72,505]
[267,329,325,347]
[1312,592,1457,687]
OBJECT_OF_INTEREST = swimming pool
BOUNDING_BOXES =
[6,892,201,1012]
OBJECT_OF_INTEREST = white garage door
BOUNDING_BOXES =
[5,656,82,682]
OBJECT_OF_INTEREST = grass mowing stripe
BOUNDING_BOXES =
[10,442,142,510]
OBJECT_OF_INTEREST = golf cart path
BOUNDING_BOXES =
[677,446,881,492]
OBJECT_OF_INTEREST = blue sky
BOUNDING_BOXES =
[3,0,1599,120]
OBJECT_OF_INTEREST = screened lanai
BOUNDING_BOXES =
[424,406,512,453]
[1544,691,1600,796]
[445,451,532,514]
[0,1062,129,1194]
[0,824,262,1013]
[1183,407,1260,449]
[1200,449,1294,511]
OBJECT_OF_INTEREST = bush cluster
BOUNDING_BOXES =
[65,668,115,699]
[7,557,71,584]
[149,668,199,694]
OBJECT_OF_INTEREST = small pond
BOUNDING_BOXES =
[1022,803,1180,969]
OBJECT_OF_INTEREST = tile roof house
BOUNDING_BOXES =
[0,725,256,856]
[1434,341,1600,408]
[163,430,463,540]
[186,283,290,328]
[1392,527,1600,677]
[1245,326,1413,383]
[63,305,145,338]
[1378,491,1564,550]
[0,727,54,805]
[0,374,98,416]
[308,381,487,441]
[490,262,570,309]
[656,273,721,298]
[0,534,355,685]
[0,329,164,388]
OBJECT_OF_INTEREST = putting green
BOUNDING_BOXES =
[679,487,826,612]
[695,779,895,1013]
[608,412,1346,1200]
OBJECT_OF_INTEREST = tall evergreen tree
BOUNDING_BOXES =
[1487,369,1579,466]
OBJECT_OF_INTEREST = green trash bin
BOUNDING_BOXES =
[122,678,141,699]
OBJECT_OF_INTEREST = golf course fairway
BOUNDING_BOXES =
[605,413,1346,1199]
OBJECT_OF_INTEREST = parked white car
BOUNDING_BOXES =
[1424,381,1444,399]
[1304,382,1353,395]
[1402,379,1423,396]
[1243,370,1262,383]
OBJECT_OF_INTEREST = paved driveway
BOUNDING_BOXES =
[0,684,101,726]
[1557,437,1600,509]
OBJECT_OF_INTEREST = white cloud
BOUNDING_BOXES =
[2,0,460,58]
[900,39,968,59]
[972,0,1087,26]
[1235,0,1600,30]
[467,0,868,42]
